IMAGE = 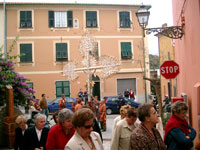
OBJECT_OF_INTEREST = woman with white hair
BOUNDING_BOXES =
[46,108,75,150]
[24,113,49,150]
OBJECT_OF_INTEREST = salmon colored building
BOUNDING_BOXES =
[1,1,151,102]
[172,0,200,142]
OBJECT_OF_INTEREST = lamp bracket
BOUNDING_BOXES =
[145,26,184,39]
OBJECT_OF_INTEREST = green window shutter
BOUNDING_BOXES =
[20,11,32,28]
[56,43,62,59]
[55,81,70,97]
[26,11,32,27]
[67,11,73,27]
[27,82,33,89]
[20,44,32,62]
[20,11,26,27]
[120,11,130,28]
[86,11,97,27]
[121,42,132,59]
[20,44,26,62]
[61,43,68,58]
[94,42,99,57]
[63,81,70,97]
[56,43,68,61]
[48,11,54,27]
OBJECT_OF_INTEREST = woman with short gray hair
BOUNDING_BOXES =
[46,108,75,150]
[171,100,188,115]
[164,101,196,150]
[58,108,74,124]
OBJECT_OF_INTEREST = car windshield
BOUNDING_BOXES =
[52,97,74,103]
[109,96,128,102]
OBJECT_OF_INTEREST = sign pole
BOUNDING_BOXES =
[168,52,171,102]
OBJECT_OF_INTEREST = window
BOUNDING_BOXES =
[55,81,70,97]
[20,44,32,62]
[20,11,32,28]
[48,11,73,28]
[94,42,99,57]
[89,42,99,57]
[121,42,132,60]
[56,43,68,61]
[86,11,97,27]
[119,11,131,28]
[27,82,33,89]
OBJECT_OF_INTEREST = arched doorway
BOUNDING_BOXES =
[92,75,100,100]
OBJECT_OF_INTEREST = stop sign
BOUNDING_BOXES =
[160,60,179,79]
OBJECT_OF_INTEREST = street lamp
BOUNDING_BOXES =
[136,5,184,110]
[136,5,184,39]
[136,5,150,29]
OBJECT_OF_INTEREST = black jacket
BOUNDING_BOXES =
[14,127,26,150]
[24,126,49,150]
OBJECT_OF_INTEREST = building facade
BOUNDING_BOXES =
[0,5,4,50]
[172,0,200,142]
[3,1,151,102]
[158,28,177,100]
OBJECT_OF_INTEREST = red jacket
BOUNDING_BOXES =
[46,123,75,150]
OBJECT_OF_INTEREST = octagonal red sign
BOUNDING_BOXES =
[160,60,179,79]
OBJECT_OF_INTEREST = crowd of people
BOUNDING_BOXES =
[13,89,199,150]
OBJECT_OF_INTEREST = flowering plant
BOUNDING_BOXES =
[0,37,35,106]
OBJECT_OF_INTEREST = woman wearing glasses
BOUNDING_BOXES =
[65,108,104,150]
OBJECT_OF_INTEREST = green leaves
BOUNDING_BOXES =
[0,36,35,106]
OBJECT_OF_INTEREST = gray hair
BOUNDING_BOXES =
[58,108,74,123]
[171,101,188,115]
[34,113,46,124]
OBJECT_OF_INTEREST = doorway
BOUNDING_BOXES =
[92,75,100,100]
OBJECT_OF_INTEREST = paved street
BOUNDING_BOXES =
[102,114,118,150]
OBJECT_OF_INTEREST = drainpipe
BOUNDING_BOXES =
[3,0,7,58]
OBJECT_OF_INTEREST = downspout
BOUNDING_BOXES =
[3,0,6,58]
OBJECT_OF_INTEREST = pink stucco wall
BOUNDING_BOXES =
[172,0,200,141]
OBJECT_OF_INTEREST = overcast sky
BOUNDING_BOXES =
[147,0,173,55]
[1,0,173,55]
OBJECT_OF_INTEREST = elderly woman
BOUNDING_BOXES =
[111,107,138,150]
[65,108,104,150]
[164,101,196,150]
[46,108,75,150]
[24,113,49,150]
[129,104,166,150]
[113,105,132,130]
[14,115,27,150]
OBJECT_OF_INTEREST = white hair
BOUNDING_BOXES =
[34,113,46,124]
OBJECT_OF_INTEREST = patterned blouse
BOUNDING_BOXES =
[129,123,167,150]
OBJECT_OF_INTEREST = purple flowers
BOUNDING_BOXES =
[0,57,36,105]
